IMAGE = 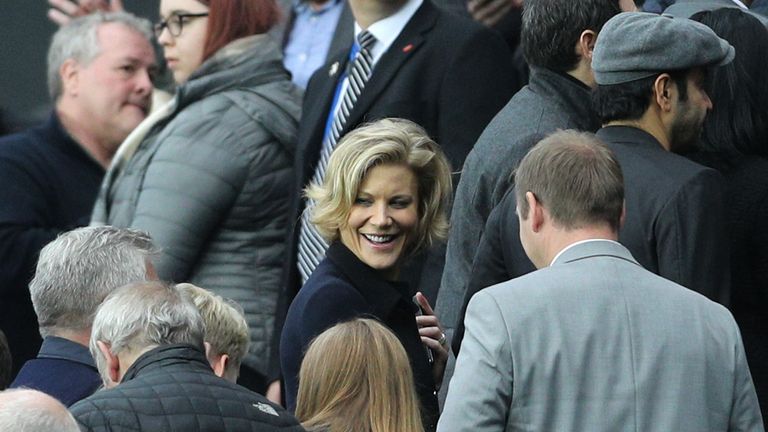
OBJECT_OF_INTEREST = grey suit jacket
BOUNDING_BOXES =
[439,240,763,432]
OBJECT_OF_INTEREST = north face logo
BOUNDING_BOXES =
[253,402,279,417]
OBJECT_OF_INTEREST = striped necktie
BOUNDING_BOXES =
[297,31,377,283]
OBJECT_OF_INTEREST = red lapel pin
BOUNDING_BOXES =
[402,43,414,53]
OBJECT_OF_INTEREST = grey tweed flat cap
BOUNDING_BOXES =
[593,11,735,85]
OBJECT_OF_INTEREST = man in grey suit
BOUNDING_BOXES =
[439,130,763,432]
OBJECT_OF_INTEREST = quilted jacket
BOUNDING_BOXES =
[70,344,306,432]
[91,35,302,376]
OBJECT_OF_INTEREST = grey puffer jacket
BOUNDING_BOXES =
[91,35,302,375]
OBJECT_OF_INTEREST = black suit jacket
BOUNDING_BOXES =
[298,0,514,275]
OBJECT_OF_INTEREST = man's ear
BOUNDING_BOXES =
[577,29,598,61]
[653,73,674,112]
[96,340,121,386]
[619,201,627,230]
[525,191,545,233]
[60,59,81,98]
[204,342,230,379]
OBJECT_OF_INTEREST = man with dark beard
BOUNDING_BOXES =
[590,12,733,303]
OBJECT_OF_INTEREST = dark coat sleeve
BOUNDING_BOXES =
[0,157,59,292]
[281,276,371,411]
[453,188,535,354]
[656,168,730,305]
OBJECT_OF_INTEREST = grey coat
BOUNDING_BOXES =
[91,35,303,375]
[440,241,763,432]
[436,68,600,332]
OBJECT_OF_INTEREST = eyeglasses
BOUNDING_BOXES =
[154,12,209,38]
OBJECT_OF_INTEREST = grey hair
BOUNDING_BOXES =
[47,11,153,100]
[30,226,154,338]
[0,389,80,432]
[90,281,205,377]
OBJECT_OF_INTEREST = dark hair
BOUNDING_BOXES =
[198,0,280,61]
[691,9,768,164]
[515,130,624,231]
[592,71,688,124]
[521,0,622,72]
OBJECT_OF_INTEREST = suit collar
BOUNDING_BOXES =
[551,239,641,268]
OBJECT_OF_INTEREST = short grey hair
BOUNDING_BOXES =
[47,11,153,100]
[0,389,80,432]
[30,226,154,338]
[90,281,205,376]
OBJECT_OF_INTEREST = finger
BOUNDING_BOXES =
[48,0,81,15]
[419,326,443,341]
[110,0,125,12]
[415,291,435,316]
[473,0,513,26]
[421,336,449,359]
[467,0,492,14]
[47,8,72,25]
[415,314,439,328]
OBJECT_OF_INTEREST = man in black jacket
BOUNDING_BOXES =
[70,281,304,432]
[0,12,156,376]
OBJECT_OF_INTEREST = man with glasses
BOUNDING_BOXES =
[0,12,156,378]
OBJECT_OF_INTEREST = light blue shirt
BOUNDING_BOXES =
[283,0,345,88]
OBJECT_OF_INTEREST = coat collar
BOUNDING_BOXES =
[596,125,667,152]
[37,336,96,369]
[121,344,211,383]
[176,34,290,110]
[527,67,601,133]
[325,242,416,318]
[551,239,641,268]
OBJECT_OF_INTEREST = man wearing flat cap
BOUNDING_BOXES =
[591,12,732,304]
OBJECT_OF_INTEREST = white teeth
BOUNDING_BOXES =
[363,234,395,244]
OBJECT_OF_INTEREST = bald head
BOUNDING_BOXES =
[0,389,80,432]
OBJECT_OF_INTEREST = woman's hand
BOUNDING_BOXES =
[415,291,449,390]
[48,0,124,26]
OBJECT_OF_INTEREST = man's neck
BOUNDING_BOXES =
[350,0,406,28]
[605,110,671,151]
[566,60,596,89]
[51,329,91,348]
[542,227,618,267]
[55,103,114,168]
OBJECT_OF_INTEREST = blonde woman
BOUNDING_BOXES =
[296,318,424,432]
[280,118,453,431]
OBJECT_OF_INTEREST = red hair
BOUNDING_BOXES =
[197,0,281,61]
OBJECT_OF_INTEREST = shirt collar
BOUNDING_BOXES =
[731,0,748,8]
[354,0,423,62]
[550,239,624,266]
[293,0,342,14]
[37,336,96,369]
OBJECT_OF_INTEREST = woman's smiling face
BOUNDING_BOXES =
[339,163,419,277]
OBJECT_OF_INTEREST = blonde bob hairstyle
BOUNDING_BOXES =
[295,318,424,432]
[305,118,452,256]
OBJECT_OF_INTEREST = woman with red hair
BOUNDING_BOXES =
[90,0,302,393]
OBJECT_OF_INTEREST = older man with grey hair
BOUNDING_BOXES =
[0,389,80,432]
[70,281,305,432]
[0,11,156,377]
[10,226,154,406]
